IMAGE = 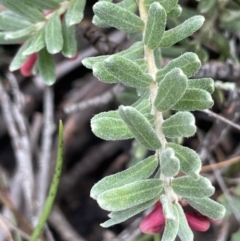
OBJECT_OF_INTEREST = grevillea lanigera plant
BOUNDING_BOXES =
[82,0,226,240]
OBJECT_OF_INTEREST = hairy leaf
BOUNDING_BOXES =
[172,176,215,198]
[24,0,60,10]
[188,78,214,94]
[144,2,166,49]
[97,179,163,211]
[154,68,187,111]
[168,4,182,19]
[119,106,161,150]
[160,194,175,220]
[144,0,178,13]
[162,111,196,138]
[5,25,35,40]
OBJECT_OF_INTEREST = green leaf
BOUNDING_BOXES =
[0,0,45,23]
[168,4,182,19]
[154,48,162,69]
[102,198,157,227]
[23,28,45,56]
[0,11,32,31]
[91,110,133,141]
[160,194,175,220]
[144,2,166,50]
[172,176,215,198]
[198,0,216,14]
[156,52,201,82]
[175,202,193,241]
[231,230,240,241]
[92,15,110,28]
[188,78,214,94]
[172,89,214,111]
[30,120,63,241]
[24,0,60,10]
[97,179,163,211]
[91,155,158,199]
[38,48,56,85]
[119,106,161,150]
[82,55,109,69]
[4,25,35,40]
[93,2,144,33]
[104,55,153,88]
[185,197,226,220]
[117,0,137,12]
[0,32,28,44]
[65,0,86,26]
[160,148,180,177]
[9,38,32,71]
[144,0,178,13]
[154,68,187,111]
[167,143,201,179]
[161,204,179,241]
[159,16,205,48]
[45,13,63,54]
[62,17,77,58]
[93,61,119,83]
[162,112,196,138]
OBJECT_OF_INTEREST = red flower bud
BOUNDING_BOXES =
[185,211,210,232]
[139,201,165,234]
[20,53,37,77]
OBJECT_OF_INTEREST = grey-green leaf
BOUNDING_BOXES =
[92,15,110,28]
[93,2,144,33]
[160,194,175,220]
[160,148,180,177]
[156,52,201,82]
[91,110,133,141]
[172,89,214,111]
[162,112,196,138]
[45,13,63,54]
[82,55,109,69]
[119,106,161,150]
[104,55,153,88]
[91,155,158,199]
[168,4,182,19]
[24,0,60,10]
[144,2,166,49]
[65,0,86,26]
[38,48,56,85]
[62,18,77,58]
[23,28,45,56]
[9,38,32,71]
[161,204,179,241]
[175,202,193,241]
[167,143,201,179]
[154,68,187,111]
[159,16,205,48]
[172,176,215,198]
[117,0,137,13]
[4,25,35,40]
[188,78,214,94]
[0,0,45,23]
[97,179,163,211]
[0,11,32,31]
[144,0,178,13]
[102,198,157,227]
[185,197,226,220]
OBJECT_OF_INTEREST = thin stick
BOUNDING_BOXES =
[202,109,240,131]
[0,217,14,241]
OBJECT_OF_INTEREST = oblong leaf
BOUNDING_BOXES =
[175,202,194,241]
[97,179,163,211]
[0,0,45,23]
[117,0,137,13]
[0,31,28,44]
[168,4,182,19]
[167,143,201,178]
[160,194,175,220]
[24,0,60,10]
[38,48,56,85]
[172,89,214,111]
[93,2,144,33]
[154,68,187,111]
[104,55,153,88]
[91,155,158,199]
[23,28,45,56]
[185,197,226,220]
[188,78,214,94]
[45,13,63,54]
[144,0,178,13]
[160,148,180,177]
[156,52,201,82]
[159,16,205,48]
[162,111,196,138]
[91,110,133,141]
[65,0,86,26]
[0,11,32,31]
[62,17,77,58]
[102,198,157,227]
[161,204,179,241]
[119,106,161,150]
[144,2,166,49]
[5,25,35,40]
[172,176,215,198]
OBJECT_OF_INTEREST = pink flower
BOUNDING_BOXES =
[139,201,211,234]
[20,53,37,77]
